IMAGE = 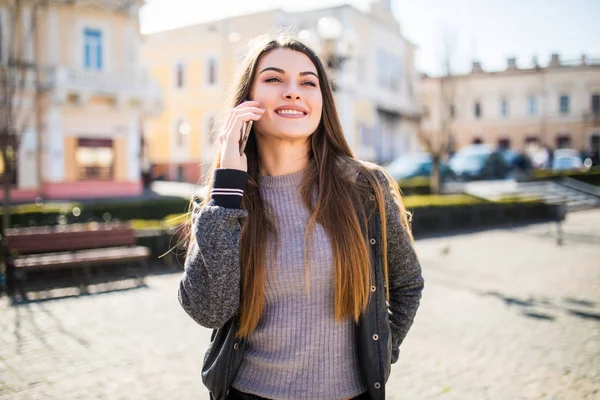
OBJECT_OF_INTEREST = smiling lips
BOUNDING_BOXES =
[274,106,308,118]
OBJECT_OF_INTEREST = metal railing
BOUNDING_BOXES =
[44,66,161,100]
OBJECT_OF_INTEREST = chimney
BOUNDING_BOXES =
[549,53,560,67]
[507,57,517,71]
[471,61,483,74]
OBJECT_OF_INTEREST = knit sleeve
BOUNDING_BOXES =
[374,169,424,364]
[178,169,249,329]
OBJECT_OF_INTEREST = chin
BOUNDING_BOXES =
[261,125,316,140]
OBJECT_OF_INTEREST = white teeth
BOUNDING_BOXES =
[276,109,304,115]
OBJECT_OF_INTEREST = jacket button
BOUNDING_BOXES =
[369,238,376,245]
[370,285,376,292]
[233,343,239,350]
[374,382,381,389]
[369,194,376,201]
[373,334,379,341]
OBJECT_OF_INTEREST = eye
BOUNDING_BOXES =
[302,81,317,87]
[265,77,282,83]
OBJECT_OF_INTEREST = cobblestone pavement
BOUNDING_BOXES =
[1,209,599,400]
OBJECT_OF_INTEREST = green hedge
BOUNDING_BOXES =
[531,166,600,186]
[397,177,432,195]
[1,197,191,229]
[409,201,558,236]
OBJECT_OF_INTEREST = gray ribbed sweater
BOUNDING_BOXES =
[231,170,366,400]
[178,164,424,400]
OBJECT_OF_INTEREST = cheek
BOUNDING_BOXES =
[310,96,323,125]
[251,84,277,104]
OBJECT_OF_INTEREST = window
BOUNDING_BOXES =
[590,133,600,150]
[83,28,103,70]
[390,57,402,92]
[176,63,185,88]
[556,134,571,149]
[359,122,370,147]
[76,138,114,180]
[472,137,483,144]
[376,50,386,88]
[592,94,600,115]
[559,95,570,114]
[528,96,537,116]
[376,49,402,92]
[207,58,217,85]
[525,136,539,145]
[500,99,509,118]
[497,138,511,150]
[357,56,365,82]
[449,104,456,119]
[474,102,482,119]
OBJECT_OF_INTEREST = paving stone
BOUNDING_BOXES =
[1,209,598,399]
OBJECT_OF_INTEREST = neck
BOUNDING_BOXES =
[256,133,309,177]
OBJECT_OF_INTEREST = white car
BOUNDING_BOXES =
[552,156,583,171]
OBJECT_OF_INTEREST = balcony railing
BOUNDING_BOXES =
[45,67,162,112]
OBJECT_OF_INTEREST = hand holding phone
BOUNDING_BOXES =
[239,120,253,156]
[219,101,263,172]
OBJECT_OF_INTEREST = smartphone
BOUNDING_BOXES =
[239,120,253,156]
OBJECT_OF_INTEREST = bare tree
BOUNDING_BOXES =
[1,0,47,297]
[0,0,47,232]
[418,31,457,194]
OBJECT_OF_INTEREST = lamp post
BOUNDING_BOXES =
[298,17,355,92]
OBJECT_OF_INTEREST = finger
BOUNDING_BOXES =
[232,106,265,115]
[226,112,262,142]
[224,106,263,137]
[237,100,260,108]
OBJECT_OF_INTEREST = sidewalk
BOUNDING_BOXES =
[1,209,598,399]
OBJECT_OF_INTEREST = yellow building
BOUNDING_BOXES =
[0,0,160,202]
[140,1,421,183]
[421,54,600,156]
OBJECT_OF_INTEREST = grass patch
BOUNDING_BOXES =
[531,166,600,179]
[403,194,486,208]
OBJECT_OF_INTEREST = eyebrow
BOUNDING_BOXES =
[259,67,319,79]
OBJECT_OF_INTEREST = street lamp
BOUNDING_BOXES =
[178,121,191,136]
[297,17,355,91]
[317,17,347,72]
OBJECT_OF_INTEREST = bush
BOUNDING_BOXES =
[403,194,485,208]
[1,197,191,229]
[409,201,556,236]
[396,177,432,195]
[531,166,600,186]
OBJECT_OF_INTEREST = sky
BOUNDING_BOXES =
[139,0,600,76]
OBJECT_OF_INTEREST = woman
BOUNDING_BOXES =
[179,33,424,400]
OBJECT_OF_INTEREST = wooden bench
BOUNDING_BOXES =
[4,222,150,300]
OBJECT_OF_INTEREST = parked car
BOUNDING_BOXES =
[552,156,583,171]
[384,152,452,181]
[500,149,520,168]
[448,144,510,181]
[550,148,583,171]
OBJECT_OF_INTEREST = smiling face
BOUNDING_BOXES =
[249,48,323,141]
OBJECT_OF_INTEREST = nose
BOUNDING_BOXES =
[282,84,301,100]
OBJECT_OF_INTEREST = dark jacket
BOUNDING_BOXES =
[179,167,424,400]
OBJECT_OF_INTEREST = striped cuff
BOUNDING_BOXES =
[210,169,249,209]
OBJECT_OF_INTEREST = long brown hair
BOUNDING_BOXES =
[190,33,412,338]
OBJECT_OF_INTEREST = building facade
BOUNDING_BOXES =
[421,54,600,155]
[0,0,160,203]
[140,1,421,183]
